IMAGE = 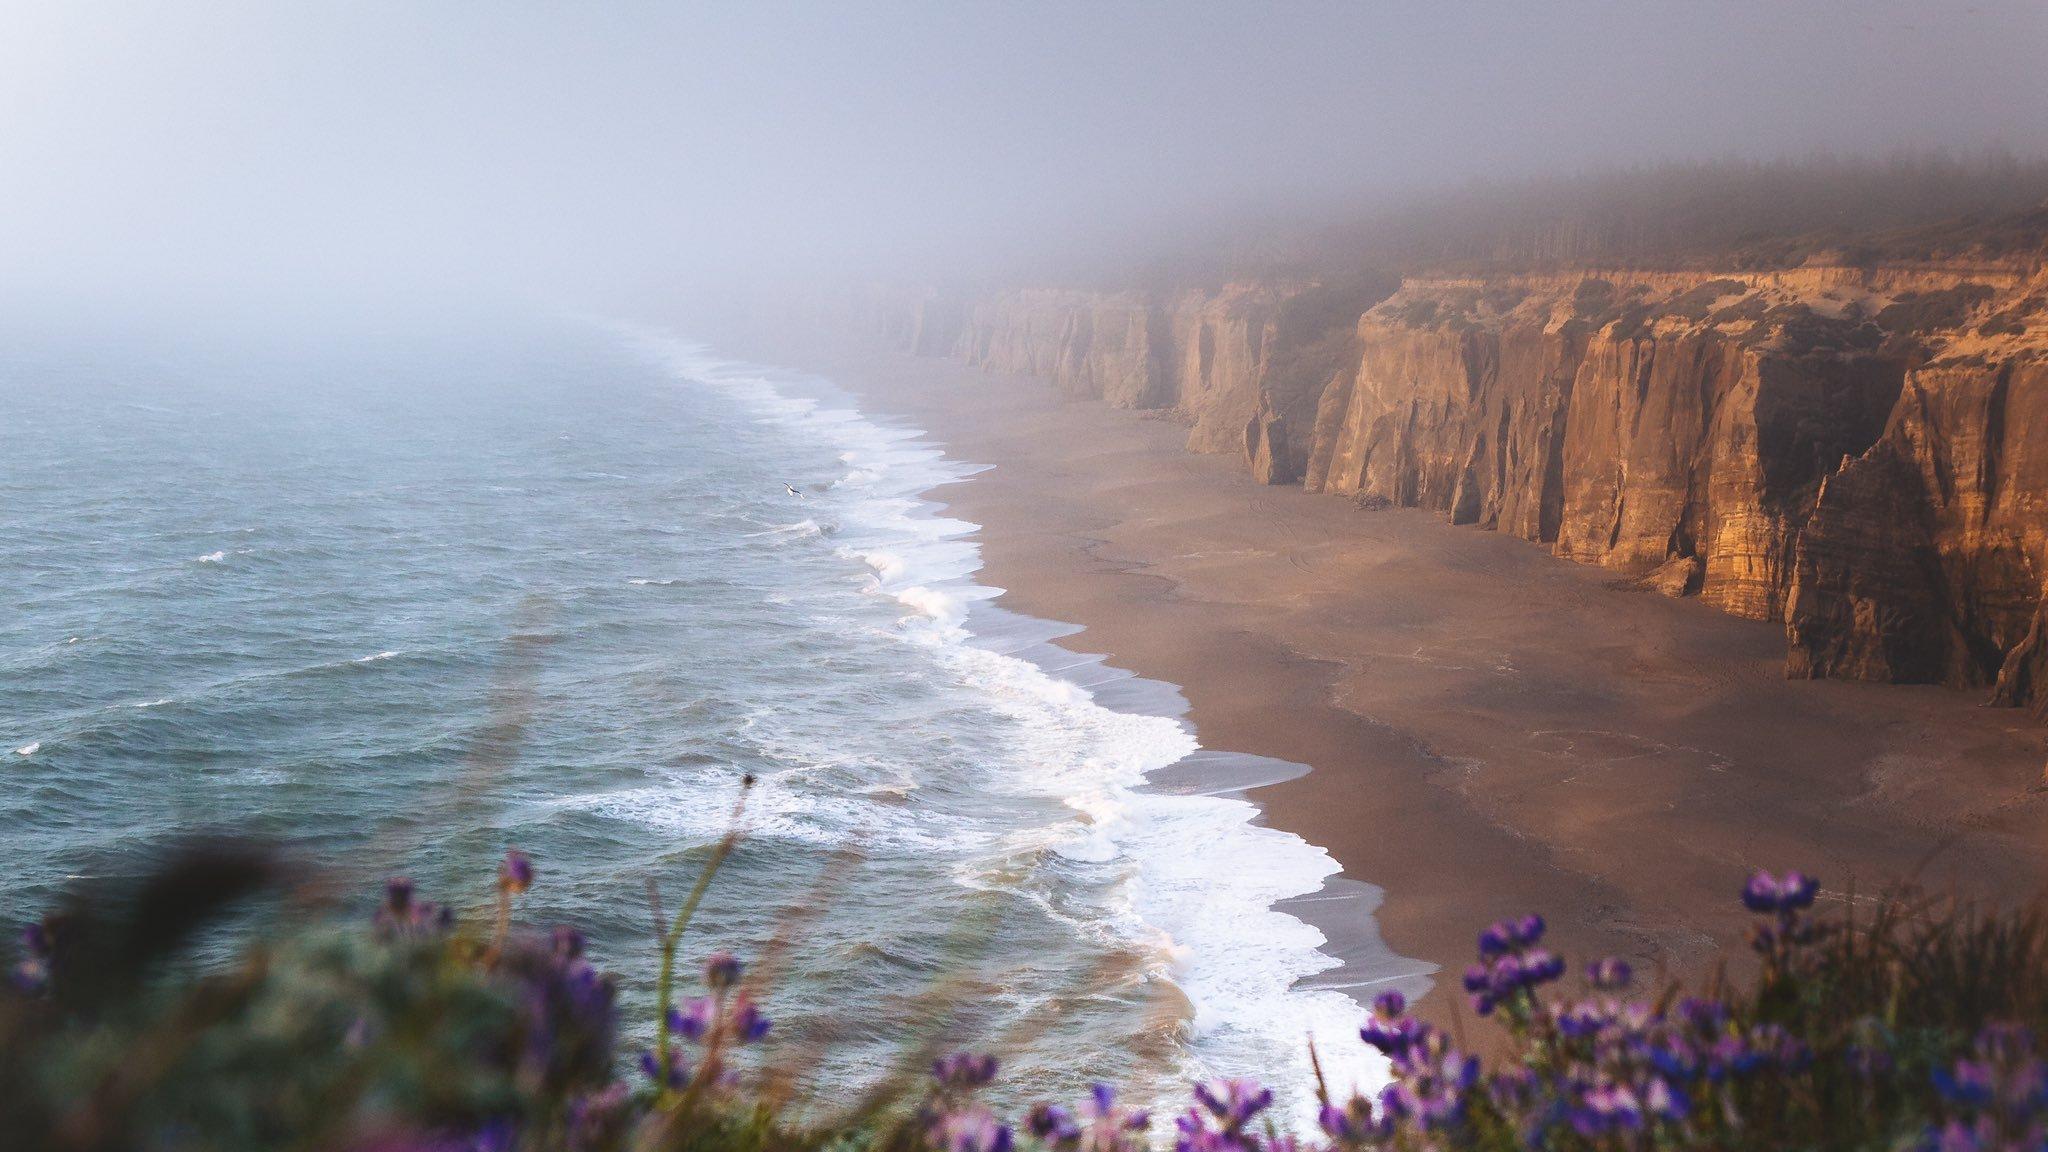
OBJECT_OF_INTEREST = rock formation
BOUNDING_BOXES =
[887,260,2048,711]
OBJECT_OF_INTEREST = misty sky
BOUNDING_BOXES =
[4,1,2046,308]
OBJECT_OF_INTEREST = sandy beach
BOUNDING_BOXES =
[738,329,2048,1031]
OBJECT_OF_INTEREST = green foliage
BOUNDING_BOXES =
[3,846,2046,1152]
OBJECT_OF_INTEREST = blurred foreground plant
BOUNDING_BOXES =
[3,833,2045,1152]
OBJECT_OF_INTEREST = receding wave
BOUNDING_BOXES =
[629,330,1388,1116]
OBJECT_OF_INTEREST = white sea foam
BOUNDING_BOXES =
[629,330,1391,1116]
[196,551,226,564]
[354,650,400,663]
[130,698,173,709]
[745,518,825,539]
[14,742,38,757]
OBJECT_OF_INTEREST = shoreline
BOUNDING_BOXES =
[718,325,2048,1035]
[686,336,1405,1104]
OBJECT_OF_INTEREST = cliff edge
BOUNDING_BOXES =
[880,253,2048,712]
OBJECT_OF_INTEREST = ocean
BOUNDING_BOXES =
[0,315,1387,1120]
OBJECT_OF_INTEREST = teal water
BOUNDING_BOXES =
[0,315,1385,1115]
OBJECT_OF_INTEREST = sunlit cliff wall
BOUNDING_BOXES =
[885,260,2048,712]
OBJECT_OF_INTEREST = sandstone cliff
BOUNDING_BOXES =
[890,261,2048,710]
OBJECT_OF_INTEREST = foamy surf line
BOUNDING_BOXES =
[623,327,1410,1120]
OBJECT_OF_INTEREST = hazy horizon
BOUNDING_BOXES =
[5,1,2048,315]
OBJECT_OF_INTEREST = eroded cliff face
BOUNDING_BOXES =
[915,280,1393,484]
[889,261,2048,709]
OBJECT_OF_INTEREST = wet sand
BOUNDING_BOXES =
[737,329,2048,1032]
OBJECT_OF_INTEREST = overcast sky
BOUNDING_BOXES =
[3,1,2045,310]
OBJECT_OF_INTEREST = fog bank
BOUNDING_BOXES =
[4,2,2046,312]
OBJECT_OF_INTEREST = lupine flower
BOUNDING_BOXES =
[11,920,53,995]
[1360,991,1436,1062]
[553,926,586,959]
[1192,1078,1274,1128]
[1175,1078,1274,1152]
[704,951,743,990]
[499,850,534,895]
[1643,1076,1689,1122]
[1742,870,1820,913]
[373,877,453,940]
[1319,1096,1388,1146]
[1477,914,1544,958]
[1028,1104,1081,1147]
[669,998,714,1042]
[1569,1080,1645,1136]
[1087,1083,1149,1132]
[1587,957,1633,990]
[731,996,772,1042]
[933,1051,1001,1091]
[668,988,770,1050]
[1378,1048,1478,1131]
[1027,1084,1149,1152]
[1495,1068,1556,1116]
[637,1046,689,1090]
[1056,1083,1150,1152]
[1464,922,1565,1017]
[1929,1023,2048,1151]
[928,1107,1014,1152]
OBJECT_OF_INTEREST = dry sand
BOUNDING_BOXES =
[740,331,2048,1029]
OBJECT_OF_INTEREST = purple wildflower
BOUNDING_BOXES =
[1378,1048,1478,1131]
[933,1051,1000,1090]
[1742,870,1820,914]
[11,920,53,995]
[637,1046,689,1090]
[1318,1096,1388,1147]
[1587,957,1633,990]
[668,998,713,1042]
[704,951,743,990]
[732,997,772,1042]
[1028,1104,1081,1147]
[667,990,769,1046]
[499,850,534,895]
[928,1108,1014,1152]
[552,926,586,959]
[1191,1078,1274,1128]
[1075,1083,1150,1152]
[1569,1081,1645,1137]
[1360,1010,1434,1062]
[1931,1023,2048,1148]
[373,877,452,940]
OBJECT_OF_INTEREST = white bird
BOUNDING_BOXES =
[783,482,805,499]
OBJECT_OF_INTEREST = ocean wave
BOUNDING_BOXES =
[745,517,827,540]
[14,742,39,757]
[353,650,401,663]
[633,329,1390,1113]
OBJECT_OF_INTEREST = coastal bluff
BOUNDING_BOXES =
[875,259,2048,714]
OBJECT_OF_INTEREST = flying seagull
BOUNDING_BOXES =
[784,482,806,499]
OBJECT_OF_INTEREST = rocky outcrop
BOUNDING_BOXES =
[888,262,2048,710]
